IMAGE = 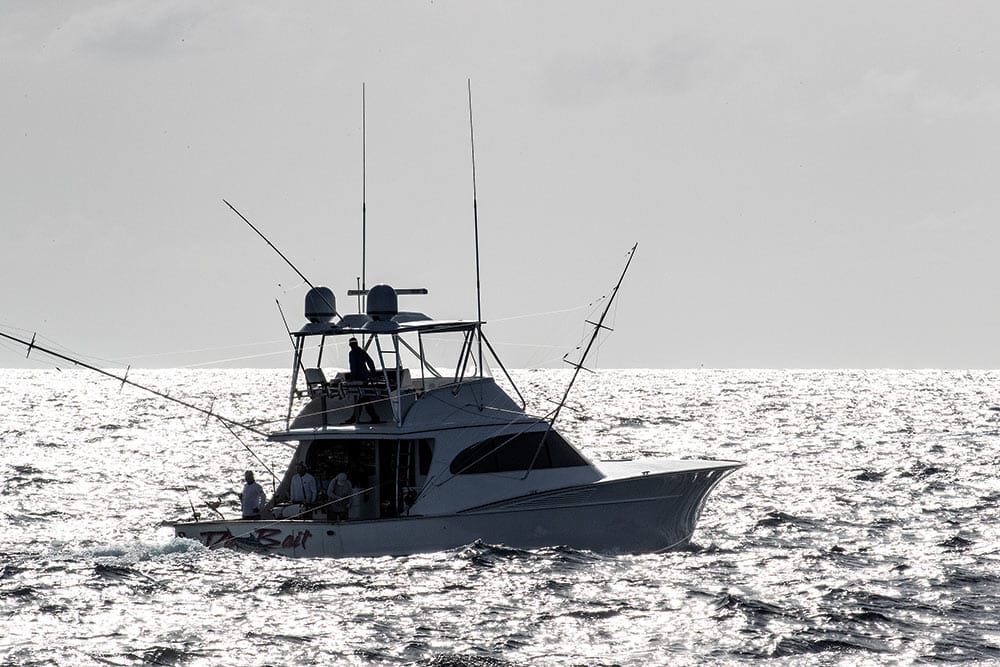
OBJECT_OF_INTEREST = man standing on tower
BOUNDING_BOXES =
[344,337,382,424]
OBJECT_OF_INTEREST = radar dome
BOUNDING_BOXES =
[304,286,336,323]
[366,284,398,321]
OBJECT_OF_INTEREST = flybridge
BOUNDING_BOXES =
[283,282,522,430]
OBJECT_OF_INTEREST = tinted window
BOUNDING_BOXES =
[419,440,434,476]
[450,430,587,474]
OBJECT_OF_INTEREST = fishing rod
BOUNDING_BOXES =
[217,418,279,483]
[0,329,269,437]
[275,298,308,379]
[183,485,201,522]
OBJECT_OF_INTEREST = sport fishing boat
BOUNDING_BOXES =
[172,265,742,557]
[0,246,741,558]
[1,90,741,558]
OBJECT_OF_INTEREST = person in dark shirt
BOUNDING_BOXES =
[344,337,382,424]
[348,336,377,381]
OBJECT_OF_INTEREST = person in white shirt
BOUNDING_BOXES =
[240,470,267,520]
[326,472,354,521]
[289,463,317,505]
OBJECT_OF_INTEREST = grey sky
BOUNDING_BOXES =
[2,1,999,369]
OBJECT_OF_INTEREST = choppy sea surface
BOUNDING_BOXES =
[2,368,999,665]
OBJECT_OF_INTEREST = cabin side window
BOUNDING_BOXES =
[419,439,434,476]
[304,438,435,519]
[449,431,588,475]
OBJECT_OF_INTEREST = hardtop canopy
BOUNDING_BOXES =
[295,315,482,338]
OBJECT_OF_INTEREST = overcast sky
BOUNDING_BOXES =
[2,1,999,369]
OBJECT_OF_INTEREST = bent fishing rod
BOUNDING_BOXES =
[0,329,268,437]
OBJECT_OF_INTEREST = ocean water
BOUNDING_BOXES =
[2,368,999,665]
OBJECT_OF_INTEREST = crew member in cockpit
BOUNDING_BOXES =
[289,462,317,506]
[240,470,267,520]
[326,472,354,521]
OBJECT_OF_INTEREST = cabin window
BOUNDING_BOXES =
[419,440,434,476]
[305,438,434,519]
[306,439,378,492]
[449,430,588,475]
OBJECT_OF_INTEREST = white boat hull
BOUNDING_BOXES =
[173,462,739,558]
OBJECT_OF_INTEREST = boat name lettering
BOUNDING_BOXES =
[199,527,313,551]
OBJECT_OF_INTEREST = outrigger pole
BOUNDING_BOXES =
[467,79,485,379]
[513,243,638,480]
[0,329,269,437]
[550,243,638,427]
[222,198,338,323]
[223,199,316,290]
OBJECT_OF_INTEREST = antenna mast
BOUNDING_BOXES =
[361,82,367,314]
[467,79,484,378]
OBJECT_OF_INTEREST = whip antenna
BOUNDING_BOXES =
[361,82,367,313]
[467,79,484,378]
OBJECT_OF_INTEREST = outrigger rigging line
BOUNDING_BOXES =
[0,329,268,437]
